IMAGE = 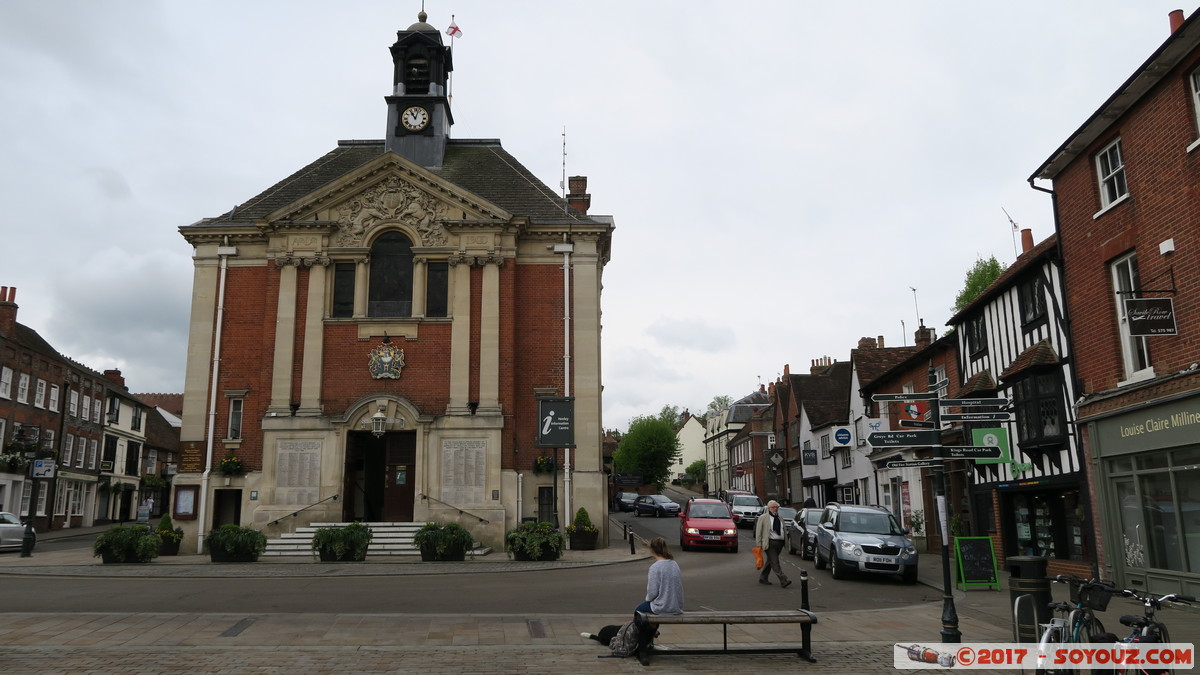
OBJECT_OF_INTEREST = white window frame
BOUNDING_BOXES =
[840,447,853,469]
[92,399,102,424]
[69,390,79,417]
[16,373,29,404]
[1111,252,1154,385]
[820,434,831,459]
[42,429,54,452]
[34,379,46,409]
[88,439,99,470]
[0,366,12,399]
[1189,69,1200,151]
[48,384,60,412]
[81,394,90,420]
[228,398,244,440]
[1095,138,1129,213]
[62,435,74,466]
[0,419,6,446]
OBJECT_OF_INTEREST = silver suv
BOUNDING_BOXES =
[814,503,918,583]
[726,492,764,529]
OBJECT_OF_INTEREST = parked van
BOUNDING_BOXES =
[724,491,764,529]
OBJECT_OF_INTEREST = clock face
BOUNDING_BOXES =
[401,106,430,131]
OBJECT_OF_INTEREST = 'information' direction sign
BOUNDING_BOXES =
[867,430,941,447]
[940,412,1014,422]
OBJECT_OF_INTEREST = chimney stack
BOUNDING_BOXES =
[567,175,591,215]
[877,335,885,348]
[857,336,878,350]
[1170,9,1185,33]
[1021,227,1035,254]
[103,369,126,387]
[0,286,17,337]
[914,321,936,349]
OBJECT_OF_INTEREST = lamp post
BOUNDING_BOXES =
[14,425,39,558]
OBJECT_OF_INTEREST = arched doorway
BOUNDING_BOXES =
[343,430,416,522]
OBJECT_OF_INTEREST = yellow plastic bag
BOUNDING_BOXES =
[752,546,764,570]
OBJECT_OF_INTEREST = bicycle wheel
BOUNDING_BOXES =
[1035,624,1068,675]
[1075,612,1105,641]
[1155,623,1170,643]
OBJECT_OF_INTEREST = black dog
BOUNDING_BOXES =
[580,624,622,646]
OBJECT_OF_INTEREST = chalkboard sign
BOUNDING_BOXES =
[954,536,1000,591]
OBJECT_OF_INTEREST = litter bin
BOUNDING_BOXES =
[1008,556,1049,643]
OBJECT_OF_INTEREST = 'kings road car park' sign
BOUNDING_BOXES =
[937,446,1004,459]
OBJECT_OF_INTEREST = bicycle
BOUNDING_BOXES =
[1034,575,1114,674]
[1107,586,1195,674]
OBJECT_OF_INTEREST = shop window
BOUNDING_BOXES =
[1013,370,1065,450]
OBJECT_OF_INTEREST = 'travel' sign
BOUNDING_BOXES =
[536,397,575,448]
[1125,297,1177,336]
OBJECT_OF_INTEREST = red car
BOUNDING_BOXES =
[678,498,739,553]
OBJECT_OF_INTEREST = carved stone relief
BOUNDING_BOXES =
[334,175,449,247]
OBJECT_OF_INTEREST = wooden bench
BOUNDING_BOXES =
[634,608,818,665]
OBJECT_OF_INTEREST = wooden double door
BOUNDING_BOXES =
[344,431,415,522]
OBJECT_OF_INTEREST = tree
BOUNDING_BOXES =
[654,404,683,430]
[705,395,732,419]
[613,416,681,489]
[953,255,1006,313]
[684,459,707,486]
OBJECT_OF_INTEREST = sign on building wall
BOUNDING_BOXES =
[1125,297,1177,336]
[970,427,1009,465]
[536,397,575,448]
[441,439,486,505]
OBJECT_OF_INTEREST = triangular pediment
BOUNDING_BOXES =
[266,152,511,247]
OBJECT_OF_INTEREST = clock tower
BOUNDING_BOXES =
[384,11,454,168]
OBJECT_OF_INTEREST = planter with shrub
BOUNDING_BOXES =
[504,521,565,561]
[412,521,474,561]
[93,524,161,563]
[311,522,373,561]
[206,524,267,562]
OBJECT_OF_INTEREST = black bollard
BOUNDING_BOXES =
[630,533,636,555]
[800,569,810,611]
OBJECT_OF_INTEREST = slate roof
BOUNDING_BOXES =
[189,139,597,228]
[955,369,998,398]
[787,361,853,426]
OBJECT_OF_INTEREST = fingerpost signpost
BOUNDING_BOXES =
[871,365,1011,643]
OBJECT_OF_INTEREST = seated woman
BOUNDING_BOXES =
[635,537,684,624]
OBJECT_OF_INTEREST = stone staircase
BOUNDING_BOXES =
[263,522,492,558]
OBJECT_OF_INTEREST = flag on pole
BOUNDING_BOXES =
[446,21,463,38]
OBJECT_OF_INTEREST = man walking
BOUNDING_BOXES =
[755,500,791,588]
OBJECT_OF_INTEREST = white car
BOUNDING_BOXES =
[728,494,764,529]
[0,511,35,551]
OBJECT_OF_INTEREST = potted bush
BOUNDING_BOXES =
[504,521,565,561]
[206,523,267,562]
[311,522,373,561]
[566,507,599,550]
[156,513,184,556]
[93,524,161,563]
[412,521,474,561]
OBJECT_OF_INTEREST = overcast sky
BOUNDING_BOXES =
[0,1,1189,431]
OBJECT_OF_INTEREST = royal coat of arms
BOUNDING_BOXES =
[368,342,405,379]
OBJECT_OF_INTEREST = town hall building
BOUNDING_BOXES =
[175,12,614,551]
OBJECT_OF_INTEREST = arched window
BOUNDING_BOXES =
[368,231,414,317]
